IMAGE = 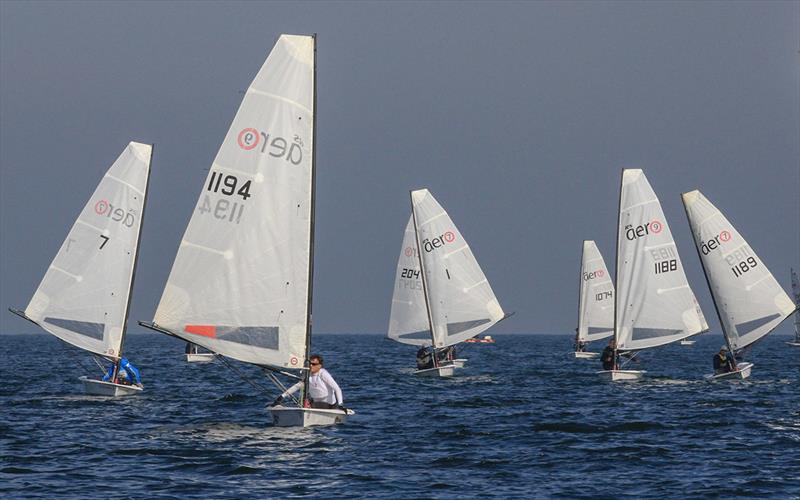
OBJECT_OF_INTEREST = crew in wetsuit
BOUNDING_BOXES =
[574,329,586,352]
[416,346,434,370]
[102,358,143,386]
[713,347,737,374]
[437,345,456,363]
[601,339,618,370]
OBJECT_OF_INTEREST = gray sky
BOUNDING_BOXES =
[1,1,798,336]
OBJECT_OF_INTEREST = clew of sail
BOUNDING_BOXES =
[152,35,314,369]
[23,142,151,359]
[682,190,795,352]
[387,215,431,346]
[615,169,708,351]
[410,189,505,348]
[578,240,614,342]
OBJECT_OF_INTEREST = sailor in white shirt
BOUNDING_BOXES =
[271,354,344,409]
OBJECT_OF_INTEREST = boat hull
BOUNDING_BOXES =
[80,376,143,396]
[269,406,354,427]
[413,364,457,377]
[679,340,696,346]
[785,341,800,347]
[707,362,753,381]
[574,351,599,359]
[186,353,215,363]
[596,369,646,381]
[452,358,467,368]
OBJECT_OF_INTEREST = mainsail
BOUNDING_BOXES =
[615,169,708,351]
[20,142,152,359]
[409,189,505,348]
[387,215,431,346]
[792,268,800,341]
[577,240,614,343]
[682,190,795,352]
[151,34,315,369]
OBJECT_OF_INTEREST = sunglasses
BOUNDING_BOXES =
[310,362,321,366]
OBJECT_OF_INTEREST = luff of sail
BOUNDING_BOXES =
[682,190,795,352]
[615,169,708,351]
[387,215,431,346]
[410,189,505,348]
[23,142,152,359]
[792,268,800,340]
[577,240,614,343]
[152,35,314,369]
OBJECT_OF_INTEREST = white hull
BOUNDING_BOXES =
[574,351,599,359]
[80,376,143,396]
[679,340,696,345]
[413,364,458,377]
[186,353,215,363]
[269,406,354,427]
[452,358,467,368]
[785,341,800,347]
[707,362,753,381]
[596,369,646,381]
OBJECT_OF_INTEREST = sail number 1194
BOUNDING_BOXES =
[207,171,252,200]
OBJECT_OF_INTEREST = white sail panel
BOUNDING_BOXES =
[153,35,314,369]
[25,142,151,358]
[682,190,795,351]
[387,215,431,346]
[411,189,505,348]
[577,240,614,342]
[792,268,800,339]
[615,169,708,351]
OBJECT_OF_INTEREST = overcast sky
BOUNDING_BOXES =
[1,1,798,337]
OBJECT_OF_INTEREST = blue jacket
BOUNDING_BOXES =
[101,358,142,384]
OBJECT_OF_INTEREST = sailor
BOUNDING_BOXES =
[416,346,434,370]
[437,345,456,363]
[601,339,618,370]
[271,354,344,410]
[574,328,586,352]
[713,347,737,374]
[102,357,143,387]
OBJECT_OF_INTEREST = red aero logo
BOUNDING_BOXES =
[237,128,260,150]
[290,356,298,366]
[719,230,731,242]
[597,269,604,277]
[444,231,455,243]
[404,247,414,257]
[650,220,663,234]
[95,200,109,215]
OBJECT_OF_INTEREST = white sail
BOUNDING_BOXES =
[615,169,708,351]
[792,268,800,340]
[410,189,505,348]
[387,215,430,346]
[152,35,315,369]
[577,240,614,343]
[682,190,795,352]
[23,142,151,358]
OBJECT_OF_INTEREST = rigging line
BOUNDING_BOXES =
[264,370,299,406]
[619,351,639,369]
[215,354,274,396]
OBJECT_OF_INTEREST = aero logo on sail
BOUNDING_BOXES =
[583,269,605,281]
[94,199,137,227]
[236,127,304,165]
[422,231,456,253]
[701,230,732,255]
[625,219,663,240]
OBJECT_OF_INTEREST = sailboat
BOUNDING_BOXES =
[574,240,614,359]
[597,169,709,381]
[185,342,215,363]
[682,190,797,379]
[788,268,800,347]
[387,189,509,377]
[139,34,351,427]
[9,142,152,396]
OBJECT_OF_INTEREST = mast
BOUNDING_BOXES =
[681,193,734,353]
[576,241,586,345]
[410,191,438,366]
[612,169,623,366]
[301,34,317,402]
[111,143,152,380]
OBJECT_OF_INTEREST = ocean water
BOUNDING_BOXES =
[1,332,798,498]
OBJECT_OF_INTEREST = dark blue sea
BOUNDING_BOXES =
[1,333,799,498]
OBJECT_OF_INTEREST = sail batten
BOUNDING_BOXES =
[615,170,707,352]
[151,34,315,370]
[682,190,794,352]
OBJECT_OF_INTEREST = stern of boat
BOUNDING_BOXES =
[80,376,143,396]
[268,406,354,427]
